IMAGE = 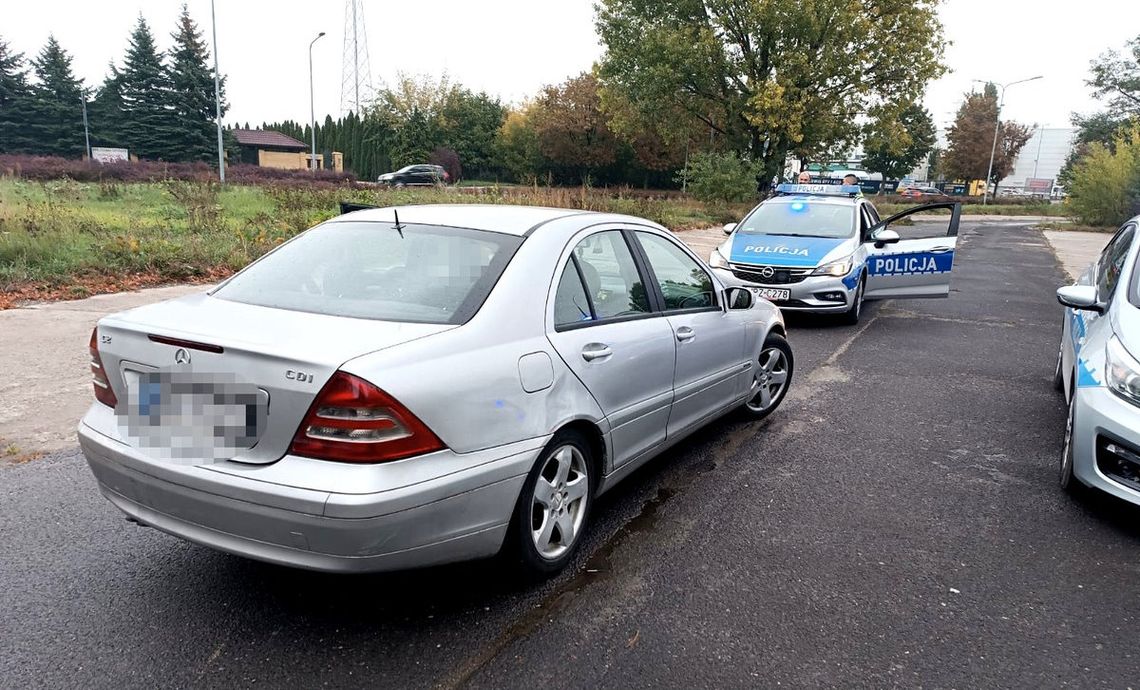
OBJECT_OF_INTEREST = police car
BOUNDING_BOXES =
[708,184,962,324]
[1055,217,1140,506]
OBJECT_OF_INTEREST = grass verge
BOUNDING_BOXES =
[0,177,1075,307]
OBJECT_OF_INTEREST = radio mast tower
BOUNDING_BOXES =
[339,0,374,114]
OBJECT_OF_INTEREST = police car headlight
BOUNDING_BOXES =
[1106,336,1140,407]
[810,257,853,277]
[709,248,729,269]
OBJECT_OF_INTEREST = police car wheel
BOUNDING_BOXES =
[1059,387,1081,494]
[1052,331,1065,392]
[839,276,865,325]
[743,333,793,419]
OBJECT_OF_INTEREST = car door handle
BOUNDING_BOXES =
[676,327,696,342]
[581,343,613,362]
[929,246,953,253]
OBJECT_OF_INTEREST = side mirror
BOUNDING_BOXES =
[725,286,754,310]
[1056,285,1104,313]
[723,222,737,236]
[870,227,900,247]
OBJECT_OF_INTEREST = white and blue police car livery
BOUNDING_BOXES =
[708,183,961,324]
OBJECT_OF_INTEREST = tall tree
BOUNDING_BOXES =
[25,35,86,157]
[439,89,506,177]
[530,72,618,183]
[89,64,126,148]
[943,84,1033,190]
[495,107,545,183]
[861,102,937,180]
[0,37,37,153]
[1088,35,1140,121]
[595,0,946,182]
[119,16,178,159]
[1061,35,1140,185]
[166,4,225,162]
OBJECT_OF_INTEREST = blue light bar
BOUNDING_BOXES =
[775,183,861,197]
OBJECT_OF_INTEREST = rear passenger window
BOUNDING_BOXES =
[572,231,651,320]
[553,260,594,327]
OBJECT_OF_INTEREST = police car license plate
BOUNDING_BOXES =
[751,287,790,302]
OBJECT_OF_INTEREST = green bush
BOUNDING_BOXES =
[676,152,762,203]
[1066,125,1140,227]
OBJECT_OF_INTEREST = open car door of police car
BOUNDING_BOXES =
[864,202,962,300]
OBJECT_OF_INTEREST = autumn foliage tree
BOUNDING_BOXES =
[595,0,947,183]
[943,83,1032,190]
[529,73,618,183]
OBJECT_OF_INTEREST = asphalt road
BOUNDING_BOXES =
[4,221,1139,688]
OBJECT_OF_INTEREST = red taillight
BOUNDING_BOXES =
[289,371,445,463]
[89,327,117,408]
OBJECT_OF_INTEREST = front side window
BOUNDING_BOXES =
[571,231,651,320]
[1098,225,1136,303]
[213,222,521,324]
[636,232,716,311]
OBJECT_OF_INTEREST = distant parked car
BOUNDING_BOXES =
[378,164,448,187]
[898,186,951,200]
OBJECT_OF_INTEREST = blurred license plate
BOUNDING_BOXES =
[751,287,790,302]
[121,370,266,461]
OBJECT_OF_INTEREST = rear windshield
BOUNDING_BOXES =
[738,200,855,239]
[213,221,522,324]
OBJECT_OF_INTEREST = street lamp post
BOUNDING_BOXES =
[81,96,91,159]
[210,0,225,183]
[974,76,1042,204]
[309,32,326,171]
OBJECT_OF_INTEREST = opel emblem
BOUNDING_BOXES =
[759,266,775,279]
[174,348,191,365]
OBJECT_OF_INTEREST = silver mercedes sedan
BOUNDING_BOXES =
[79,205,792,575]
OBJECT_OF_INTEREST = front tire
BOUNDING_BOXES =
[741,332,794,420]
[839,275,865,325]
[1060,385,1082,495]
[1053,327,1066,392]
[508,429,594,577]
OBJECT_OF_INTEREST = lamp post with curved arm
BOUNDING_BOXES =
[309,32,326,171]
[974,76,1042,204]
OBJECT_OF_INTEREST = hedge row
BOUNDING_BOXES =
[0,155,357,186]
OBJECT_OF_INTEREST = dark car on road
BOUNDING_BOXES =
[378,164,449,187]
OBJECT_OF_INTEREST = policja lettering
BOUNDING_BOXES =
[872,255,941,274]
[743,245,810,257]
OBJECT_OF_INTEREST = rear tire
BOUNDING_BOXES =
[741,333,794,420]
[507,429,594,578]
[839,275,865,325]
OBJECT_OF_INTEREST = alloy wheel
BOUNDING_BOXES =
[1060,392,1076,487]
[530,445,589,560]
[747,347,790,413]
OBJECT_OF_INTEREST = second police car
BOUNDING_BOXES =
[708,184,962,323]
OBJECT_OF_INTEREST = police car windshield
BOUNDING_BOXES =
[738,199,855,239]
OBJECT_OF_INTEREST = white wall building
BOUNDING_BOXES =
[999,127,1076,191]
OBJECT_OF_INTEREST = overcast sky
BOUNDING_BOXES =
[5,0,1140,133]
